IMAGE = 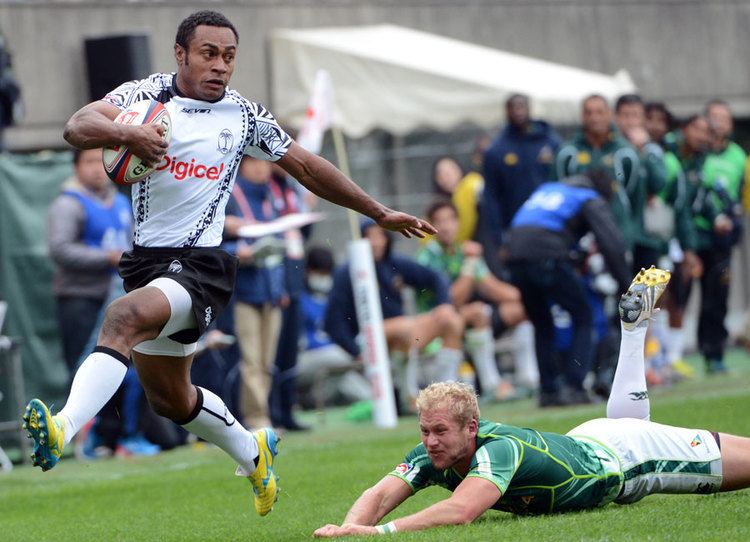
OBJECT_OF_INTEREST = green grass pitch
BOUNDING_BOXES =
[2,351,749,541]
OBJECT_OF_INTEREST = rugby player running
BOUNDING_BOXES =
[315,267,750,537]
[22,10,435,517]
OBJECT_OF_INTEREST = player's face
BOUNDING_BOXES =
[645,110,668,142]
[615,103,645,133]
[419,408,476,471]
[239,156,272,183]
[175,25,237,101]
[582,98,611,137]
[506,96,530,128]
[75,148,109,192]
[365,225,389,262]
[431,206,459,246]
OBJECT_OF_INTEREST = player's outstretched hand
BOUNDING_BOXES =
[313,523,378,538]
[376,209,437,239]
[126,123,169,168]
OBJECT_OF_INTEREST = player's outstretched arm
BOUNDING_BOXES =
[277,142,437,239]
[63,101,167,167]
[314,477,500,537]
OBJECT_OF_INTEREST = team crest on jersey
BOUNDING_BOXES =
[217,129,234,154]
[504,152,519,166]
[168,260,183,273]
[395,463,413,475]
[690,434,703,447]
[577,151,591,165]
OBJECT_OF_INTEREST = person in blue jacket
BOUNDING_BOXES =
[324,219,464,409]
[480,94,561,258]
[504,173,631,407]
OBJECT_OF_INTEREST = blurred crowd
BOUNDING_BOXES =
[47,91,748,460]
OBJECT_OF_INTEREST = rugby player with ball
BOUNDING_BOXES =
[22,10,435,517]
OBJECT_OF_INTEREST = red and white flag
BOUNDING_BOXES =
[296,70,335,154]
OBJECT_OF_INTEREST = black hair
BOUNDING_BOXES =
[425,197,457,222]
[585,168,613,200]
[582,94,609,109]
[615,94,643,113]
[175,10,239,51]
[505,93,529,108]
[681,114,705,129]
[644,101,675,130]
[704,99,730,116]
[306,246,335,273]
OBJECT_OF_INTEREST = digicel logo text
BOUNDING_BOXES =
[156,156,225,181]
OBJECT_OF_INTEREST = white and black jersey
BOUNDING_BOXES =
[103,73,292,248]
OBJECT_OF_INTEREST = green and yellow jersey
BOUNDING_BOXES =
[389,419,623,515]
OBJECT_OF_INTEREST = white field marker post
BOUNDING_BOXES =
[332,126,398,428]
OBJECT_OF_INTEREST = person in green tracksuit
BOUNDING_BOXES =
[694,100,746,372]
[645,102,704,377]
[554,95,641,255]
[614,94,667,272]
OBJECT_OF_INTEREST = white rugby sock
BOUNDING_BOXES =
[607,324,650,420]
[513,321,539,388]
[465,328,500,392]
[59,347,129,445]
[181,386,259,475]
[434,348,463,382]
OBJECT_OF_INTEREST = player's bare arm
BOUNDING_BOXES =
[277,141,436,238]
[314,476,500,537]
[342,475,413,526]
[63,101,167,166]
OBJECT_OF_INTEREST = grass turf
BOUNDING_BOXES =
[2,350,749,541]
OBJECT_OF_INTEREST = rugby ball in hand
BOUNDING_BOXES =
[103,99,172,186]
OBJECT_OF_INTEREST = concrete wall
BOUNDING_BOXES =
[1,0,749,150]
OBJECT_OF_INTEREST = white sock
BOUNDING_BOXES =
[666,327,685,365]
[434,348,463,382]
[181,387,259,475]
[513,321,539,388]
[59,347,128,445]
[465,328,500,392]
[607,324,650,420]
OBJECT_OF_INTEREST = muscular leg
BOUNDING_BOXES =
[58,286,172,443]
[132,351,259,474]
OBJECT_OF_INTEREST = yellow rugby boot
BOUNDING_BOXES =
[22,399,65,471]
[619,266,671,331]
[239,428,280,516]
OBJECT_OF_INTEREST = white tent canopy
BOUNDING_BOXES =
[270,24,636,138]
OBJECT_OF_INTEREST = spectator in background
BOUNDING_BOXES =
[644,102,702,379]
[325,219,464,411]
[555,95,640,253]
[503,173,631,407]
[223,156,287,429]
[430,156,479,243]
[614,94,667,272]
[296,246,371,408]
[481,94,560,255]
[48,148,130,375]
[695,100,746,373]
[417,199,528,401]
[268,164,310,432]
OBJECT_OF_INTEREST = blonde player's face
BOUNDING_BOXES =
[419,408,475,470]
[175,25,237,101]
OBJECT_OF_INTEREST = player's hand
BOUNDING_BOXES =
[107,249,123,268]
[376,209,437,239]
[625,126,650,149]
[125,123,169,168]
[313,523,378,538]
[683,250,704,279]
[713,213,733,236]
[462,240,483,258]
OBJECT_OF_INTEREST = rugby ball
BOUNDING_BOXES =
[103,99,172,186]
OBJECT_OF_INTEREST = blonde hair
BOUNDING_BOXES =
[415,381,480,427]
